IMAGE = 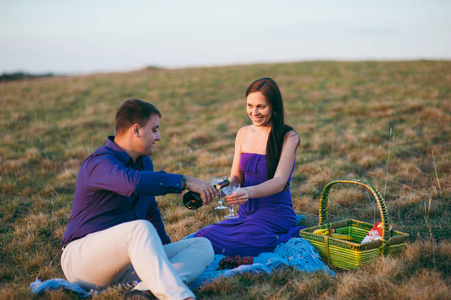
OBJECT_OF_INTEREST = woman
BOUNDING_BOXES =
[193,77,302,256]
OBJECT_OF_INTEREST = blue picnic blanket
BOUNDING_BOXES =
[30,277,94,298]
[30,215,333,296]
[188,237,334,289]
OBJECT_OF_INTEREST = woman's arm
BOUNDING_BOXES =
[228,127,246,185]
[227,131,300,206]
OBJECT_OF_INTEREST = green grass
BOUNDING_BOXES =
[1,61,450,299]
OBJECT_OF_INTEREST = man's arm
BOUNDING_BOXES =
[86,155,184,197]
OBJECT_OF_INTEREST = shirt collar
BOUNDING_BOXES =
[106,136,144,169]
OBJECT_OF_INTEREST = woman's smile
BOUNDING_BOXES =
[247,91,272,127]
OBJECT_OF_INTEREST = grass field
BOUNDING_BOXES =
[1,61,450,299]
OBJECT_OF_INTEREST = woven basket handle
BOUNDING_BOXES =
[318,178,390,240]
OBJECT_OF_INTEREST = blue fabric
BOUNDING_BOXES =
[62,136,183,247]
[30,237,333,296]
[193,153,302,256]
[31,218,332,297]
[188,237,335,289]
[30,278,95,298]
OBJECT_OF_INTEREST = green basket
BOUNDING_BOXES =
[299,178,409,270]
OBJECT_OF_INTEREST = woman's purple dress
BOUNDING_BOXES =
[193,153,302,256]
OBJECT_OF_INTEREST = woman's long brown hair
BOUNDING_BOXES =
[246,78,296,179]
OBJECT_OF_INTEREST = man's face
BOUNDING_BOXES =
[136,114,161,156]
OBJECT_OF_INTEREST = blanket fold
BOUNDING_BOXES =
[30,277,94,298]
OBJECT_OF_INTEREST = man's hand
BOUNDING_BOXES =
[185,176,217,205]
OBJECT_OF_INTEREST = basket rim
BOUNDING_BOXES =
[299,218,409,252]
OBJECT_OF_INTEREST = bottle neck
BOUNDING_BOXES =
[214,179,230,191]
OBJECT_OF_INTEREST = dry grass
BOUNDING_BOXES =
[1,60,450,299]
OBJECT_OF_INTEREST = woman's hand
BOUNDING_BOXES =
[226,188,249,206]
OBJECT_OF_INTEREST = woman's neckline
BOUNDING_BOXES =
[242,152,266,156]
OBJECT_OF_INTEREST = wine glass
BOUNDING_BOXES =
[209,176,228,209]
[223,183,241,219]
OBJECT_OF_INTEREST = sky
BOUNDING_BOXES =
[1,0,450,75]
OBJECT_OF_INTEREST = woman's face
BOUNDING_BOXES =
[246,91,272,127]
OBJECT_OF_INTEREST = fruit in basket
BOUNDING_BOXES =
[330,233,354,241]
[313,228,335,236]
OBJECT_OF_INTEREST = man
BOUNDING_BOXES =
[61,99,216,300]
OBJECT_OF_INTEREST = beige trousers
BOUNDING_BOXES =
[61,220,213,300]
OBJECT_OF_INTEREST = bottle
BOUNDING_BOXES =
[183,178,230,210]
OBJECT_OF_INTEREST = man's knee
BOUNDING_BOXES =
[192,237,214,261]
[127,220,158,239]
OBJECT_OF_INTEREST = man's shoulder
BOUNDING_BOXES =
[83,145,122,166]
[92,145,116,155]
[87,145,117,159]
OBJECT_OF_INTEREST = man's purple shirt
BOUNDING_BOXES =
[62,136,183,247]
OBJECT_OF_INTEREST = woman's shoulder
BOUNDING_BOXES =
[238,125,253,132]
[284,129,299,139]
[283,130,301,147]
[236,125,254,137]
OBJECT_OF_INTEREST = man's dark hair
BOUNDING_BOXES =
[114,99,161,135]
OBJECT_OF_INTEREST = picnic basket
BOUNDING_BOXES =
[299,178,409,270]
